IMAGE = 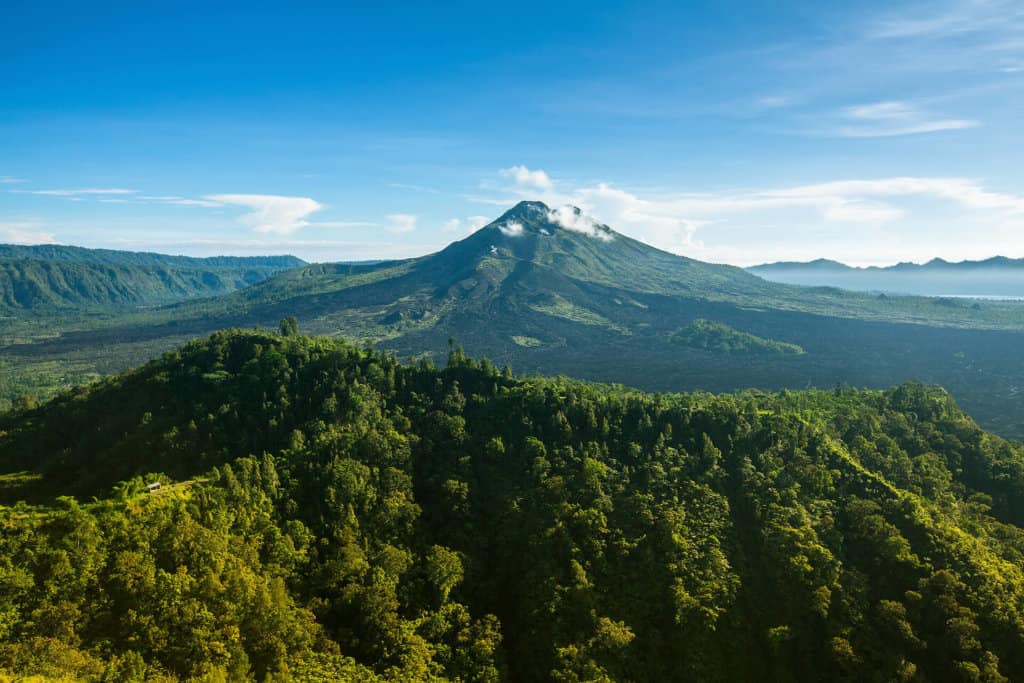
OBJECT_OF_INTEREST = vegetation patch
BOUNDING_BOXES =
[671,319,804,355]
[529,293,630,334]
[511,335,543,347]
[0,357,102,412]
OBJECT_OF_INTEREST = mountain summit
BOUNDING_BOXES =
[424,200,760,299]
[485,200,615,241]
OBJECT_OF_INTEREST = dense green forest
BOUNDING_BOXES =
[2,329,1024,681]
[0,245,303,269]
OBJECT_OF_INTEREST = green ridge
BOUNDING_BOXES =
[2,330,1024,680]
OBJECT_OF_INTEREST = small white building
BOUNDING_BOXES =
[146,481,161,493]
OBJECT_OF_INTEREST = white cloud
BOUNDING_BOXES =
[836,100,979,137]
[140,195,223,208]
[547,205,613,241]
[0,221,57,244]
[499,165,553,190]
[499,220,524,237]
[21,186,378,238]
[385,214,417,233]
[0,176,25,184]
[574,184,703,251]
[205,194,323,235]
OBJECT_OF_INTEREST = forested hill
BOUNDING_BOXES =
[2,330,1024,681]
[0,244,304,310]
[0,244,304,270]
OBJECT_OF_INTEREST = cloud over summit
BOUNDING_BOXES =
[547,206,613,241]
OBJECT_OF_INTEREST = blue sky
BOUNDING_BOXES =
[2,0,1022,265]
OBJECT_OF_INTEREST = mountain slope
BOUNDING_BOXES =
[750,256,1024,297]
[2,330,1024,680]
[153,201,1024,332]
[0,244,304,311]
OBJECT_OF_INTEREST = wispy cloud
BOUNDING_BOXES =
[476,166,1024,261]
[735,1,1023,139]
[385,214,417,233]
[860,0,1024,88]
[867,0,1022,40]
[390,182,440,194]
[13,184,380,237]
[205,194,323,235]
[20,188,137,196]
[309,220,378,229]
[0,176,25,184]
[0,221,57,245]
[835,100,979,137]
[443,215,490,235]
[754,95,793,109]
[140,195,223,208]
[769,177,1024,213]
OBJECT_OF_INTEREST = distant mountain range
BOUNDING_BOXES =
[0,244,304,309]
[6,201,1024,438]
[749,257,1024,297]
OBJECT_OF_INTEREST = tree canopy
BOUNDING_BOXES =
[1,330,1024,681]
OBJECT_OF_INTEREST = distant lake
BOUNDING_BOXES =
[935,294,1024,301]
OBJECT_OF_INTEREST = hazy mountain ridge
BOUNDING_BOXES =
[750,256,1024,297]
